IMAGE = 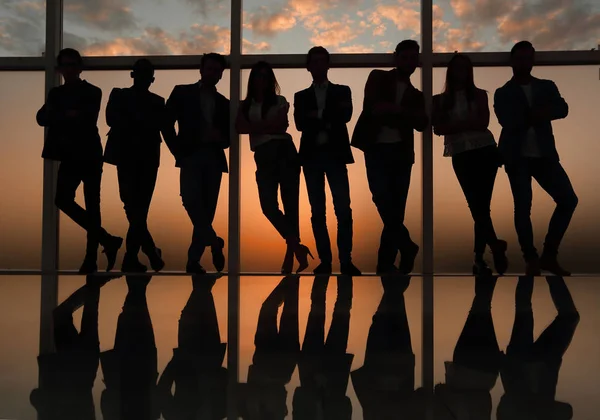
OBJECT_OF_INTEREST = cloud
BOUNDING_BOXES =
[63,25,271,56]
[243,8,297,37]
[448,0,600,50]
[369,2,421,34]
[433,5,485,52]
[335,44,375,53]
[184,0,229,17]
[0,0,45,55]
[64,0,138,32]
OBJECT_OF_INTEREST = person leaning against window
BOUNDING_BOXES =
[235,61,313,274]
[432,53,509,276]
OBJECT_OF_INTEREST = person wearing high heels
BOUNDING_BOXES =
[236,61,313,274]
[432,53,508,276]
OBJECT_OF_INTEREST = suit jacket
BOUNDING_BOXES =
[36,80,103,162]
[165,82,230,172]
[293,82,354,165]
[351,69,428,164]
[493,77,568,166]
[104,87,167,167]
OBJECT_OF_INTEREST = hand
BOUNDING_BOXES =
[66,109,80,118]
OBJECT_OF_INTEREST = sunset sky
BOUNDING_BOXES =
[0,0,598,56]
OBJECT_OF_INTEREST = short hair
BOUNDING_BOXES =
[132,58,154,74]
[57,48,83,66]
[395,39,420,53]
[511,41,535,57]
[201,52,227,70]
[306,46,330,66]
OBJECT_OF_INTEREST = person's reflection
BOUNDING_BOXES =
[497,275,579,420]
[100,275,159,420]
[351,275,425,419]
[239,275,301,420]
[434,275,502,419]
[293,275,354,419]
[156,274,228,419]
[30,274,118,420]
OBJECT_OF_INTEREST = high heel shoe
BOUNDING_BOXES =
[281,246,294,274]
[294,244,314,273]
[490,239,508,275]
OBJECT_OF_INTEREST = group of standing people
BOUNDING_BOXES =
[36,39,577,277]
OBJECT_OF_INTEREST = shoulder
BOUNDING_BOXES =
[295,87,310,97]
[277,95,288,104]
[83,81,102,94]
[534,77,559,89]
[148,91,164,101]
[367,69,387,81]
[333,83,351,94]
[494,81,512,95]
[475,88,489,99]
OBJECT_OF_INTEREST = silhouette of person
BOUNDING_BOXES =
[36,48,123,274]
[497,275,579,420]
[100,275,159,420]
[432,54,508,276]
[104,58,170,273]
[292,275,354,419]
[155,274,228,419]
[238,275,301,419]
[350,275,426,419]
[236,61,313,274]
[434,275,503,419]
[30,274,118,419]
[493,41,578,277]
[351,40,428,275]
[165,52,229,274]
[293,47,361,276]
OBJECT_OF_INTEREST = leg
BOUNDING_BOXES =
[302,275,329,353]
[506,276,535,357]
[326,163,353,265]
[530,160,578,269]
[255,156,293,241]
[325,276,352,355]
[118,165,144,259]
[81,160,105,260]
[304,163,332,265]
[180,155,217,264]
[391,162,419,273]
[506,162,538,262]
[279,146,302,242]
[138,165,159,257]
[178,275,221,352]
[365,150,398,271]
[200,166,223,260]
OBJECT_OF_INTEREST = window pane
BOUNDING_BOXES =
[434,276,600,418]
[432,0,600,52]
[0,0,46,56]
[0,72,44,270]
[242,0,421,54]
[241,68,422,273]
[59,70,230,271]
[63,0,231,56]
[433,65,599,273]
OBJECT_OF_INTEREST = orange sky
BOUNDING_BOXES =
[0,65,599,273]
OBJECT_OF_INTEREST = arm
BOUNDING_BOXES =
[405,91,429,132]
[105,88,122,128]
[493,87,529,131]
[323,85,353,124]
[434,90,490,136]
[163,86,181,157]
[236,100,289,135]
[535,81,568,121]
[36,88,65,127]
[362,70,380,114]
[78,87,102,127]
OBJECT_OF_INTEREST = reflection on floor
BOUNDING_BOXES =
[0,275,598,419]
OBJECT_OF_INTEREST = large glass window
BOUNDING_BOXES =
[432,0,600,52]
[0,0,46,56]
[0,72,44,270]
[242,0,421,54]
[433,65,600,274]
[62,0,233,56]
[58,69,230,272]
[240,67,423,273]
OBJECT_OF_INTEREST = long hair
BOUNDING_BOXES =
[441,53,478,111]
[242,61,280,120]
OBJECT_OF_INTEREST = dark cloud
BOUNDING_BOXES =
[64,0,138,32]
[0,0,45,55]
[183,0,229,17]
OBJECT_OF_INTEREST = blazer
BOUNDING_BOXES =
[293,82,354,165]
[36,80,103,162]
[104,87,167,167]
[493,77,568,166]
[165,82,230,172]
[351,69,428,164]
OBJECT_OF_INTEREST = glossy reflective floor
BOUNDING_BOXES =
[0,274,598,419]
